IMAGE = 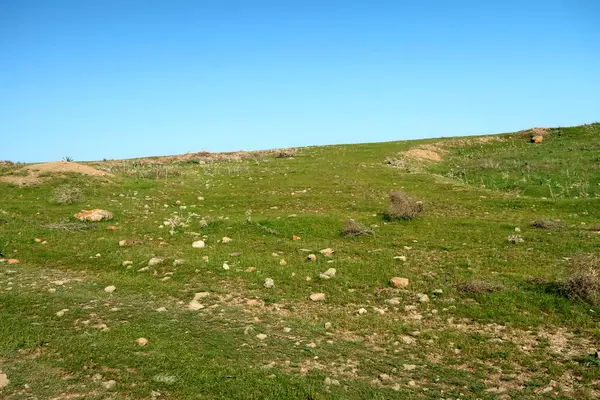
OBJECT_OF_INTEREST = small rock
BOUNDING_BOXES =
[136,337,148,346]
[378,373,391,381]
[432,289,443,295]
[283,327,292,333]
[307,254,317,261]
[119,240,142,247]
[279,259,287,266]
[401,335,415,345]
[148,257,164,266]
[390,277,409,288]
[192,240,206,248]
[194,292,210,300]
[104,285,116,293]
[256,333,267,340]
[319,248,334,257]
[188,300,204,310]
[202,255,209,262]
[102,380,116,390]
[246,266,255,272]
[514,227,521,232]
[0,373,8,389]
[320,268,336,278]
[74,209,113,222]
[408,380,416,387]
[222,263,230,270]
[172,259,185,266]
[394,255,407,262]
[385,298,401,305]
[7,259,19,265]
[122,260,133,266]
[403,364,417,371]
[55,309,68,317]
[155,307,167,312]
[310,293,326,301]
[324,322,332,329]
[264,278,274,288]
[532,135,544,144]
[306,342,317,348]
[292,235,301,241]
[138,266,150,272]
[34,238,42,243]
[358,308,367,315]
[416,293,429,303]
[221,237,232,243]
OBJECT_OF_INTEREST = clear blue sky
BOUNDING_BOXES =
[1,1,598,162]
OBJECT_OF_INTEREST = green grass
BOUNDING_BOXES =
[1,123,599,399]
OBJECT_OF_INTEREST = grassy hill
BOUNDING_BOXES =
[1,123,599,399]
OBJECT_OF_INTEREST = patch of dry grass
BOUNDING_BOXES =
[560,254,600,305]
[341,219,373,237]
[532,219,566,230]
[456,280,503,294]
[52,185,84,204]
[383,190,423,220]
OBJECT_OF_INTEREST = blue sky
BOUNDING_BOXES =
[1,1,598,162]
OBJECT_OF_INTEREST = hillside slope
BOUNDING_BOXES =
[1,123,599,399]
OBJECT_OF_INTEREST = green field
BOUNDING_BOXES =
[1,123,599,399]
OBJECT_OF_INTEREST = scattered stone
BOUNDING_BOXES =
[378,373,391,381]
[74,209,113,222]
[106,225,117,230]
[531,135,543,144]
[373,307,386,315]
[416,293,429,303]
[432,289,443,295]
[256,333,267,340]
[401,335,415,345]
[222,263,230,270]
[122,260,133,266]
[283,327,292,333]
[385,298,401,305]
[264,278,274,289]
[0,372,9,389]
[138,267,150,272]
[34,238,42,243]
[307,254,317,262]
[229,252,241,257]
[320,268,336,279]
[104,285,116,293]
[136,337,148,346]
[319,248,334,257]
[394,255,407,262]
[408,380,416,387]
[292,235,301,241]
[102,380,117,390]
[358,308,367,315]
[202,256,209,262]
[246,267,255,272]
[221,237,232,243]
[55,309,69,317]
[507,234,524,244]
[119,239,142,247]
[7,259,19,265]
[403,364,417,371]
[192,240,206,248]
[188,299,205,310]
[279,259,287,266]
[390,277,410,288]
[155,307,167,312]
[514,227,521,232]
[306,342,317,348]
[310,293,326,301]
[173,259,185,266]
[148,257,164,266]
[324,322,332,329]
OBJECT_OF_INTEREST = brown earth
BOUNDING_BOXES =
[402,149,442,162]
[0,161,112,186]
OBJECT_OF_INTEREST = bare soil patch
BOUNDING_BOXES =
[402,149,442,162]
[0,161,111,186]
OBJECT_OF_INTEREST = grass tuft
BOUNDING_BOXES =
[560,254,600,305]
[531,219,566,230]
[456,280,504,294]
[51,184,84,204]
[383,190,423,220]
[341,219,373,236]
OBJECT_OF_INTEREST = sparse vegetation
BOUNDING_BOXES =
[456,280,504,294]
[51,184,84,204]
[532,218,566,230]
[341,219,373,236]
[560,254,600,305]
[383,190,423,220]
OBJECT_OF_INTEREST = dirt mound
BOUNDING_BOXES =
[402,148,442,162]
[0,161,111,186]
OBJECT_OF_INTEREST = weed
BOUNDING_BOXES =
[62,156,74,162]
[560,254,600,305]
[531,219,566,230]
[341,219,373,236]
[383,190,423,220]
[51,184,84,204]
[456,280,504,294]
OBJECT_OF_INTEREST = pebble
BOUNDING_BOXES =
[319,248,334,257]
[403,364,417,371]
[264,278,274,288]
[173,259,185,266]
[55,309,68,317]
[515,227,521,232]
[417,293,429,303]
[256,333,267,340]
[390,277,410,288]
[136,338,148,346]
[221,237,232,243]
[122,260,133,266]
[394,256,407,262]
[102,380,117,389]
[104,285,116,293]
[324,322,332,329]
[192,240,206,248]
[358,308,367,315]
[379,373,391,381]
[385,298,401,305]
[310,293,326,301]
[156,307,167,312]
[138,267,150,272]
[279,259,287,265]
[319,268,336,279]
[148,257,164,266]
[306,342,317,348]
[222,263,230,270]
[0,372,8,389]
[283,327,292,333]
[307,254,317,261]
[432,289,443,295]
[188,300,205,310]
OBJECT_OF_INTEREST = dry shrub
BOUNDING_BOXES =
[383,191,423,220]
[52,185,84,204]
[342,219,373,237]
[560,254,600,305]
[531,219,566,230]
[456,280,503,294]
[385,156,405,168]
[275,148,297,158]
